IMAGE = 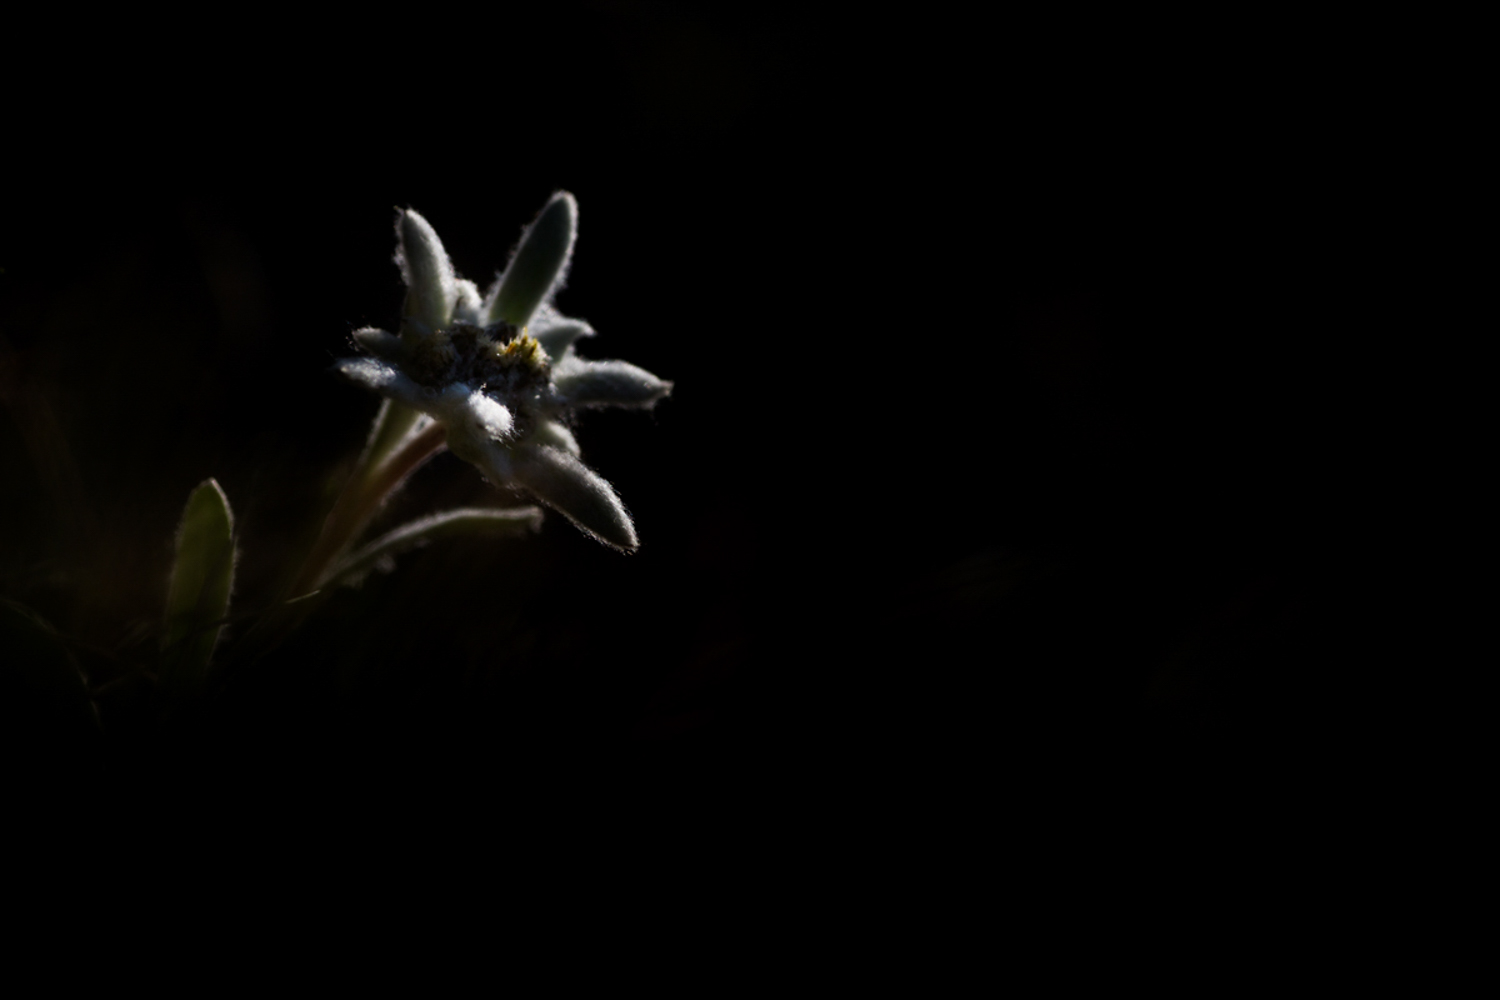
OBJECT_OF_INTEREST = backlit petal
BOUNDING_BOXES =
[510,444,637,551]
[397,209,458,333]
[335,357,429,410]
[554,358,672,409]
[484,192,577,327]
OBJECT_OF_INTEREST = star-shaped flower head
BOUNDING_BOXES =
[335,193,671,551]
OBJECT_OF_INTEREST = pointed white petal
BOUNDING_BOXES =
[352,326,406,362]
[510,444,637,551]
[529,304,597,363]
[334,357,430,410]
[554,358,672,409]
[484,191,577,327]
[396,208,458,333]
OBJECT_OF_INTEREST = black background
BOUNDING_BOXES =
[2,9,1419,863]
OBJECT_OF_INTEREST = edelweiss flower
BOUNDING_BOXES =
[335,193,670,551]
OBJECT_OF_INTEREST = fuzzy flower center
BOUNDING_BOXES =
[404,324,552,396]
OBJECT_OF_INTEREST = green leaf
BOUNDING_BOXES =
[161,478,235,687]
[486,192,577,327]
[0,598,99,736]
[324,507,543,587]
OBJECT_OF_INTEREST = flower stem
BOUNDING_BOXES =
[294,418,448,597]
[249,418,448,653]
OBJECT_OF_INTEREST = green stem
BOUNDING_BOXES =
[249,418,448,653]
[291,418,449,597]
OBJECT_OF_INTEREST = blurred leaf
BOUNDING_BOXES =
[0,598,99,736]
[161,478,235,688]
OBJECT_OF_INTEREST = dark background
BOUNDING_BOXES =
[2,9,1416,852]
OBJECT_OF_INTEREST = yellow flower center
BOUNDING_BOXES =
[495,332,549,375]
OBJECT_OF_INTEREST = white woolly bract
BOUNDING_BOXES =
[528,419,581,456]
[396,208,458,333]
[468,390,515,439]
[352,327,404,362]
[433,383,513,441]
[483,191,578,327]
[528,302,597,363]
[553,358,673,408]
[335,357,427,410]
[510,443,637,552]
[337,194,670,553]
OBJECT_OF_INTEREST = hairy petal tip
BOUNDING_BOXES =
[396,208,458,334]
[510,444,637,552]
